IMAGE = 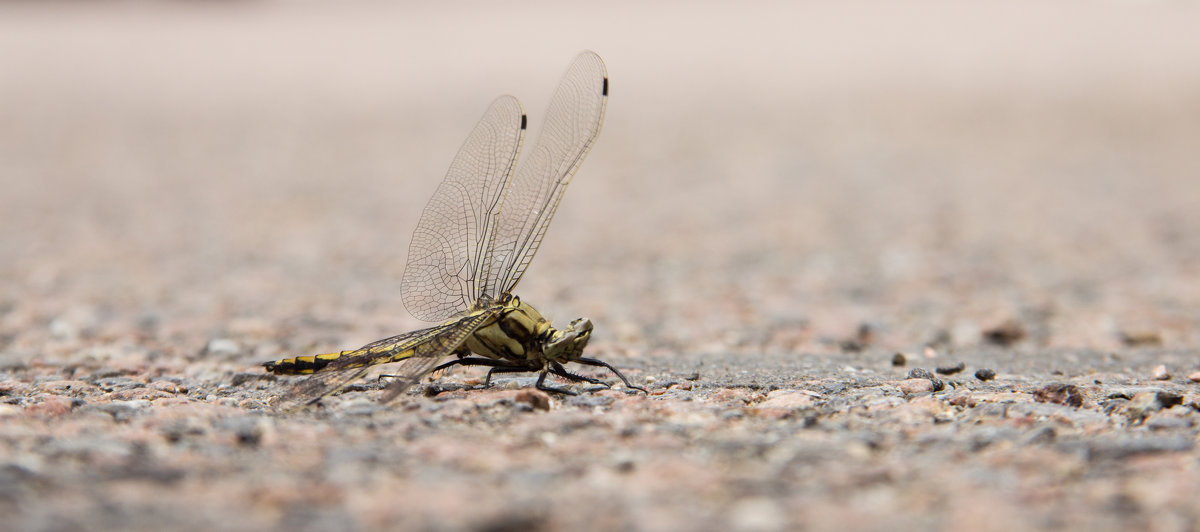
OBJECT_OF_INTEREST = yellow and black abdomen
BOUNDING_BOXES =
[263,351,358,375]
[261,315,492,377]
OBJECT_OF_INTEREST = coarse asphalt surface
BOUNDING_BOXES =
[2,4,1199,531]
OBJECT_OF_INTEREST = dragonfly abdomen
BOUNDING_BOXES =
[265,341,427,375]
[263,352,355,375]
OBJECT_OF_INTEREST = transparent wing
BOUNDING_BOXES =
[377,355,446,403]
[402,96,527,322]
[485,51,608,297]
[274,310,498,410]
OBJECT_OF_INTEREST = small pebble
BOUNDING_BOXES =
[514,389,550,411]
[856,322,874,345]
[204,338,240,357]
[1189,371,1200,383]
[947,392,976,408]
[903,367,945,391]
[975,368,996,381]
[1152,365,1170,381]
[1033,383,1084,407]
[982,320,1025,347]
[892,353,907,367]
[757,390,817,410]
[907,368,934,380]
[898,378,934,394]
[1120,330,1162,347]
[27,396,79,417]
[936,362,965,375]
[151,380,186,394]
[840,339,864,353]
[1126,391,1184,422]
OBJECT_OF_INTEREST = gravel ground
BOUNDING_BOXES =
[2,3,1199,531]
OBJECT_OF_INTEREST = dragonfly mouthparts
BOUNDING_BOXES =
[545,317,593,361]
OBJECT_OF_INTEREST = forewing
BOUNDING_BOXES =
[274,310,498,410]
[275,366,372,413]
[486,51,608,296]
[402,96,527,322]
[373,309,499,402]
[377,355,446,403]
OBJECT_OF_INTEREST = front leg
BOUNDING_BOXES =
[548,361,610,387]
[534,371,578,396]
[574,357,648,393]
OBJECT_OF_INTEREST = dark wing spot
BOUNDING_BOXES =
[602,77,608,96]
[520,114,527,130]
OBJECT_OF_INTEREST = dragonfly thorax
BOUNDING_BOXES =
[460,297,591,365]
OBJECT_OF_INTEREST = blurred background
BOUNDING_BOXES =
[2,1,1198,367]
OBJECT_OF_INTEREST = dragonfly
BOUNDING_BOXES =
[263,51,645,408]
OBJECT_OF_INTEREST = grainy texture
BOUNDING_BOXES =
[2,3,1200,531]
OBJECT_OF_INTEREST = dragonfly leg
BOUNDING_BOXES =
[535,371,578,396]
[426,357,535,388]
[429,356,494,374]
[381,357,530,388]
[548,361,610,387]
[574,357,648,394]
[378,361,446,386]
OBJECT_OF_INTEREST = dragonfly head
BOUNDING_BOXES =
[544,317,593,361]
